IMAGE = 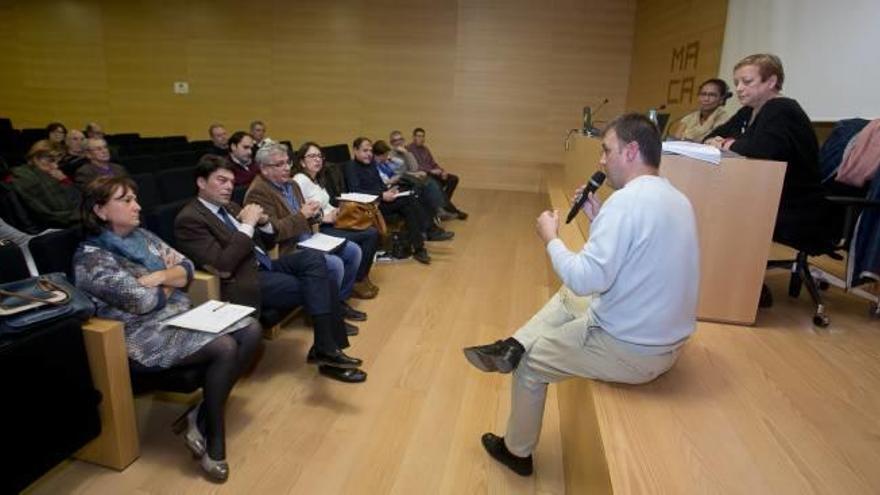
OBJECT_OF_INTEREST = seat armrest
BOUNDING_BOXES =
[186,270,220,304]
[75,317,140,470]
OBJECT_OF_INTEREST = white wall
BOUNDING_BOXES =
[719,0,880,121]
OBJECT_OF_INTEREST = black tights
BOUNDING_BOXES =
[177,320,262,460]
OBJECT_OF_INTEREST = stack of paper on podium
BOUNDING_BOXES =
[662,141,722,165]
[163,300,255,333]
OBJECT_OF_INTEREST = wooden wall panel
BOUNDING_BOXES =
[625,0,728,125]
[0,0,636,191]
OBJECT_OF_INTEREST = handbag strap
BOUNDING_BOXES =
[0,277,70,309]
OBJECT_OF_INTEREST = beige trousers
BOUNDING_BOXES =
[504,286,685,457]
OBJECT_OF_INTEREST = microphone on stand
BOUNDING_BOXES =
[565,171,606,224]
[583,98,609,136]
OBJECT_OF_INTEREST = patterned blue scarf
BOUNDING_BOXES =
[87,228,166,272]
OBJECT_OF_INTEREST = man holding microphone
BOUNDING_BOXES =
[463,113,700,476]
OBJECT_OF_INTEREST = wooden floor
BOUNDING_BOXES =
[28,188,567,494]
[27,188,880,494]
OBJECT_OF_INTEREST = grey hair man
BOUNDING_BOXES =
[74,138,128,190]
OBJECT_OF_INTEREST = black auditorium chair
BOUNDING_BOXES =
[188,140,212,153]
[156,166,197,203]
[0,182,42,235]
[130,173,162,212]
[144,199,189,246]
[322,143,351,165]
[121,154,159,175]
[105,133,141,147]
[167,150,201,169]
[0,240,31,282]
[27,228,208,403]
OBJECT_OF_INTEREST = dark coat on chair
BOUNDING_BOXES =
[173,198,276,315]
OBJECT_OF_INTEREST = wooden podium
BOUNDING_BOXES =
[562,135,786,325]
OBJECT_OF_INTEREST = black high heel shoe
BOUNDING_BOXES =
[172,403,206,458]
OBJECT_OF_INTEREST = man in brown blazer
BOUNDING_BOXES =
[244,142,366,321]
[174,155,367,383]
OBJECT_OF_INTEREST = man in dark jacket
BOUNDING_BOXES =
[174,155,366,383]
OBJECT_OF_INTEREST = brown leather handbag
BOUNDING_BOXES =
[334,201,388,236]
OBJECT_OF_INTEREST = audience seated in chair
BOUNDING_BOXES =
[225,131,258,187]
[73,176,262,482]
[60,129,90,177]
[75,137,128,190]
[292,141,381,299]
[206,123,229,157]
[374,139,455,225]
[405,127,468,219]
[46,122,67,148]
[244,142,367,321]
[344,137,445,265]
[9,140,81,229]
[84,121,105,140]
[173,155,368,383]
[389,130,458,221]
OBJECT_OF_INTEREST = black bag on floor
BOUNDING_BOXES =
[389,231,413,259]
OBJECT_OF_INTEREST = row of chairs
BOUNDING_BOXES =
[120,150,204,175]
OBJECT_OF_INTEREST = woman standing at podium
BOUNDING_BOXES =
[704,53,829,250]
[668,78,732,142]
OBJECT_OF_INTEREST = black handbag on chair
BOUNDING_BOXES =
[0,273,95,335]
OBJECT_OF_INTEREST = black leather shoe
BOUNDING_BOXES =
[481,433,533,476]
[341,302,367,321]
[312,349,363,369]
[413,249,431,265]
[456,210,469,220]
[319,365,367,383]
[463,338,524,373]
[427,228,454,241]
[345,322,359,336]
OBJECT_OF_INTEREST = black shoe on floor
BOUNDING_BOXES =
[455,209,469,220]
[311,349,363,369]
[427,228,454,241]
[345,322,359,336]
[413,249,431,264]
[481,433,533,476]
[463,338,525,373]
[341,301,367,321]
[319,365,367,383]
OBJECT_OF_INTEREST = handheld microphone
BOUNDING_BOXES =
[565,171,606,224]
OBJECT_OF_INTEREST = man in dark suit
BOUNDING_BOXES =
[174,155,367,383]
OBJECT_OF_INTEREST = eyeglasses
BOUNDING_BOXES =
[268,160,291,168]
[304,153,324,160]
